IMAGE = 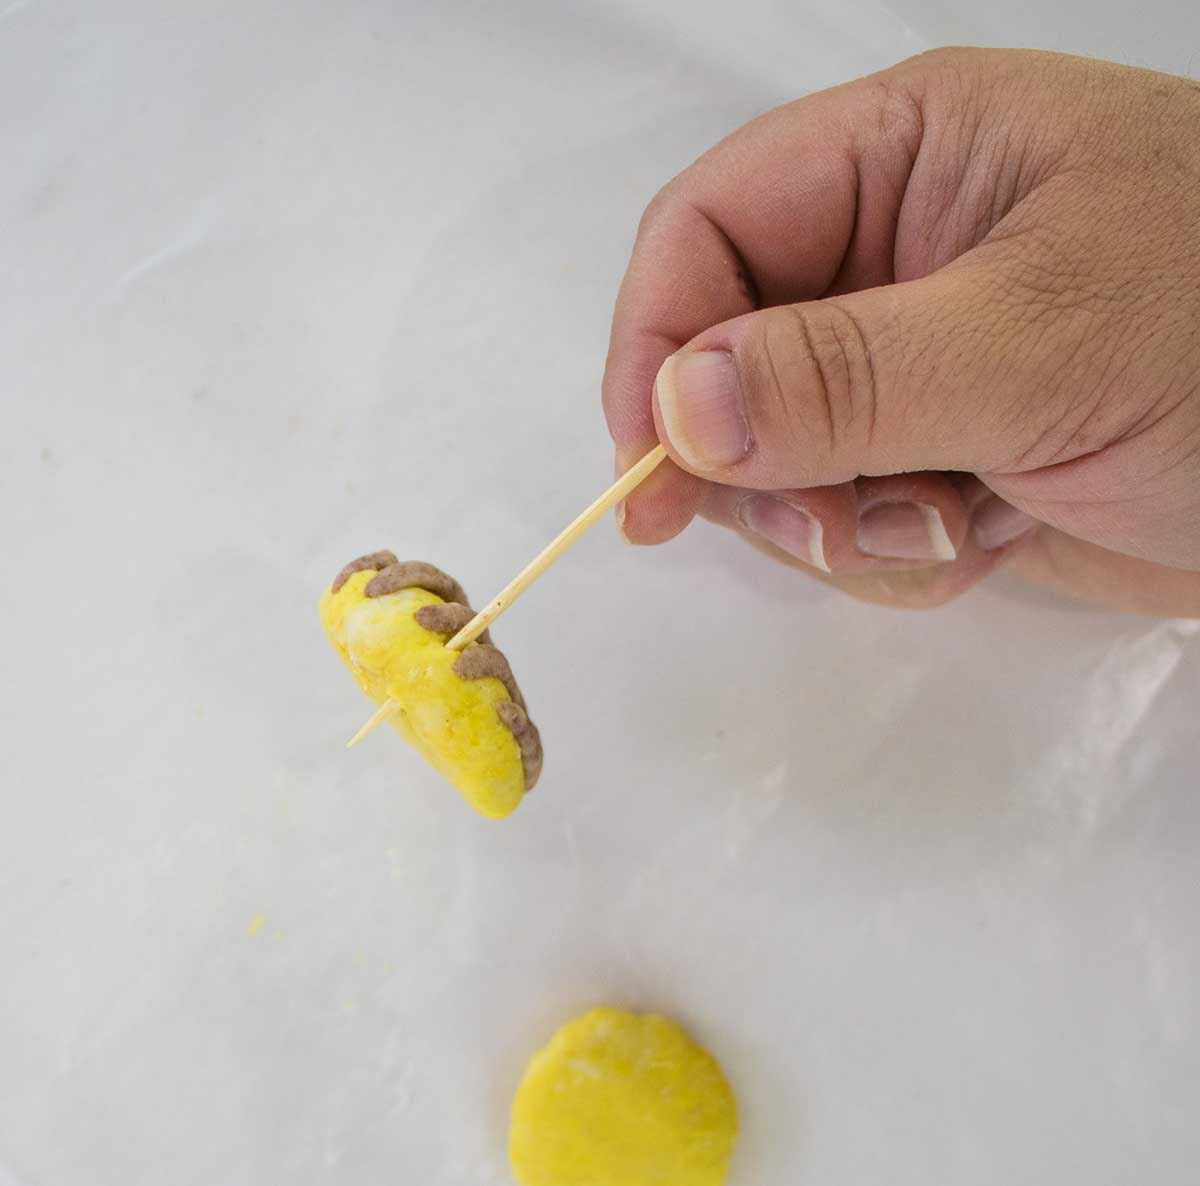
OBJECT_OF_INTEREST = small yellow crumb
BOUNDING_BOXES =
[247,914,266,936]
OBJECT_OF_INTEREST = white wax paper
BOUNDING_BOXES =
[3,3,1199,1183]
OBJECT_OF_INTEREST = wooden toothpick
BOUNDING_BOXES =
[345,444,669,748]
[445,443,668,651]
[346,699,401,748]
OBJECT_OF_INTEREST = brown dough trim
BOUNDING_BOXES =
[413,602,474,636]
[330,550,399,593]
[453,643,542,791]
[331,553,540,790]
[497,700,543,790]
[453,643,524,709]
[366,561,470,606]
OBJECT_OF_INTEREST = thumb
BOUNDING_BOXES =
[652,260,1060,490]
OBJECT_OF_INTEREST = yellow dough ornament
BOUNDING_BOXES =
[319,552,542,820]
[510,1008,738,1186]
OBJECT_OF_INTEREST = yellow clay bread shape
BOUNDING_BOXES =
[510,1007,738,1186]
[320,553,541,820]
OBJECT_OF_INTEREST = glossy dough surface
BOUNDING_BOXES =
[510,1008,738,1186]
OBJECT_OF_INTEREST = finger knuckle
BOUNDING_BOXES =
[754,303,878,468]
[636,182,682,239]
[893,46,987,101]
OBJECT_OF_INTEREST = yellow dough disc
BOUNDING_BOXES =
[510,1008,738,1186]
[320,569,527,819]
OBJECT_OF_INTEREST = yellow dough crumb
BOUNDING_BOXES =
[510,1008,738,1186]
[319,569,525,819]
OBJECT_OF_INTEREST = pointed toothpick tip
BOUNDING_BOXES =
[346,699,400,748]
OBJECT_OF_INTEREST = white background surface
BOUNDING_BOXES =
[4,2,1200,1183]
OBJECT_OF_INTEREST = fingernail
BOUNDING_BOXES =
[656,350,750,470]
[614,499,636,545]
[857,502,957,561]
[738,495,830,572]
[973,496,1037,551]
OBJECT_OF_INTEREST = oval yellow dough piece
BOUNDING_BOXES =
[510,1008,738,1186]
[320,569,526,819]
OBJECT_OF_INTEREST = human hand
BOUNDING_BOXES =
[602,49,1200,616]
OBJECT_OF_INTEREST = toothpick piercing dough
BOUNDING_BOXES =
[510,1008,738,1186]
[319,552,541,819]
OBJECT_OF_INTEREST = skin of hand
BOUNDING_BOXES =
[602,48,1200,616]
